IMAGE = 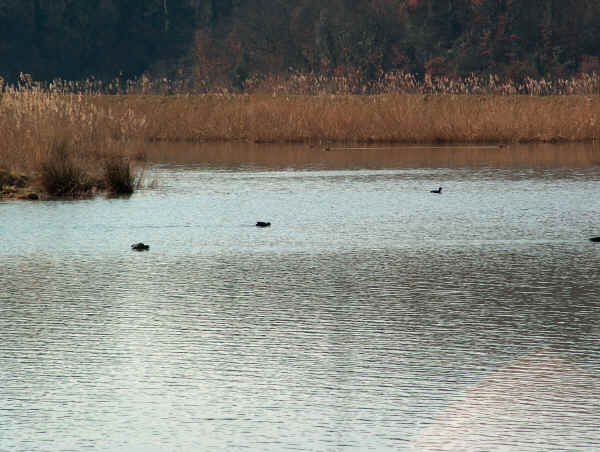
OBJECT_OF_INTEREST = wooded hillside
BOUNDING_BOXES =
[2,0,600,89]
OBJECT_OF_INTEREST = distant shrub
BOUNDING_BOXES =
[103,158,137,195]
[40,141,92,196]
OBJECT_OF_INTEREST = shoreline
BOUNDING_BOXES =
[3,90,600,199]
[3,140,600,201]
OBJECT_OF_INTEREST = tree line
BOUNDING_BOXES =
[2,0,600,89]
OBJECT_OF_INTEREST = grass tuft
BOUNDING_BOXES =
[103,159,137,195]
[40,141,92,196]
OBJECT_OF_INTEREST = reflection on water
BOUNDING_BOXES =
[142,141,600,169]
[1,143,600,451]
[410,351,600,451]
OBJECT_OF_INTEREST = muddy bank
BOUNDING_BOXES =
[0,169,40,200]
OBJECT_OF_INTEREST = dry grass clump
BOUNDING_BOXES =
[40,141,93,196]
[103,158,138,195]
[38,141,141,197]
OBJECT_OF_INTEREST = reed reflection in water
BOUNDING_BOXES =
[1,142,600,451]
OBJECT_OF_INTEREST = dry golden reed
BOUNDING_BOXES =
[3,71,600,194]
[93,92,600,144]
[0,74,146,194]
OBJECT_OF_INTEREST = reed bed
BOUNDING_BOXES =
[3,72,600,197]
[93,92,600,144]
[23,71,600,96]
[0,77,145,196]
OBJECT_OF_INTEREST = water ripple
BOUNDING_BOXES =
[1,161,600,451]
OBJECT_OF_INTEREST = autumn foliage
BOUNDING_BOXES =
[2,0,600,88]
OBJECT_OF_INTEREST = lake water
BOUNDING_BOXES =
[1,143,600,451]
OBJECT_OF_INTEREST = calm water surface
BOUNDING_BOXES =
[1,143,600,451]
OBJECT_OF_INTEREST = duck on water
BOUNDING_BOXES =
[131,242,150,251]
[430,187,443,194]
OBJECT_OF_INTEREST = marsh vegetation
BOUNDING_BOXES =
[2,72,600,198]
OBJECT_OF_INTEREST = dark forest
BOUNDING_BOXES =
[2,0,600,88]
